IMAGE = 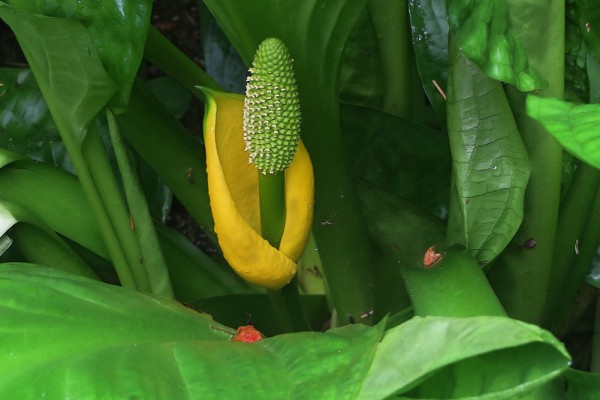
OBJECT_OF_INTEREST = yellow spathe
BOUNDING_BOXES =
[202,89,314,290]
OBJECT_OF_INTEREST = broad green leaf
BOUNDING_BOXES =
[0,264,384,398]
[447,0,546,91]
[0,67,173,223]
[359,316,570,399]
[342,103,451,219]
[447,42,531,264]
[565,369,600,399]
[0,2,117,143]
[449,50,531,252]
[7,0,152,111]
[0,200,97,278]
[202,0,376,324]
[526,96,600,169]
[0,68,62,162]
[408,0,449,122]
[0,160,108,257]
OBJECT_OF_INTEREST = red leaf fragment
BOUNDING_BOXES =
[232,325,263,343]
[423,246,443,268]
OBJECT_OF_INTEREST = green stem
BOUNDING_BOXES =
[49,118,138,290]
[144,26,223,94]
[82,124,151,293]
[552,182,600,333]
[488,1,565,324]
[401,246,506,317]
[304,107,375,325]
[117,82,214,232]
[106,110,174,299]
[258,172,286,248]
[592,293,600,372]
[545,163,600,330]
[258,171,308,332]
[368,0,411,117]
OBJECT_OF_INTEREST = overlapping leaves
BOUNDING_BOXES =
[0,265,570,399]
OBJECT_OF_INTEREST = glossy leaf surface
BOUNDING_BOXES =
[447,0,545,91]
[360,316,570,399]
[0,264,570,399]
[6,0,152,111]
[408,0,449,122]
[0,264,382,398]
[0,68,61,162]
[447,44,530,264]
[0,2,116,143]
[527,96,600,169]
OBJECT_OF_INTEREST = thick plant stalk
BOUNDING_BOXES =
[144,26,222,94]
[401,246,506,317]
[368,0,411,117]
[488,0,565,324]
[545,164,600,330]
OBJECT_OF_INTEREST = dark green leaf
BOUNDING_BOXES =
[526,96,600,169]
[408,0,449,122]
[199,4,246,94]
[339,6,385,110]
[146,77,193,119]
[342,103,451,219]
[7,0,152,111]
[0,3,117,142]
[447,43,531,264]
[565,0,589,103]
[0,68,62,162]
[194,294,329,337]
[565,369,600,399]
[578,0,600,66]
[359,316,570,399]
[447,0,546,91]
[358,181,445,268]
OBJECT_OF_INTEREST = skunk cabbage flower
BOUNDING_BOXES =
[202,88,313,290]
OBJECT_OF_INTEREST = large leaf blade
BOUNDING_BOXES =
[447,0,546,91]
[359,316,570,399]
[447,43,531,264]
[527,96,600,169]
[408,0,449,122]
[0,264,384,398]
[7,0,152,111]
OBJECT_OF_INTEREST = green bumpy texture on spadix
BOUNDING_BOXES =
[243,38,301,175]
